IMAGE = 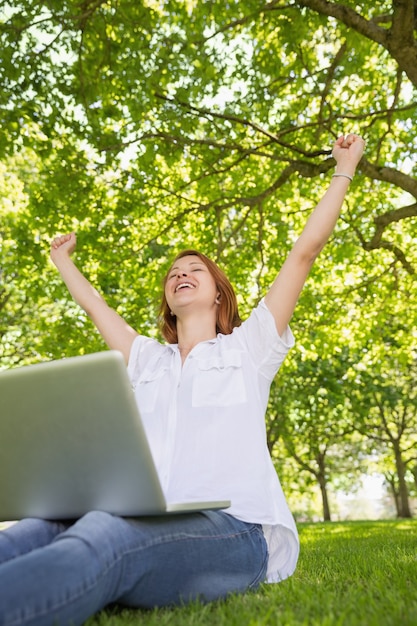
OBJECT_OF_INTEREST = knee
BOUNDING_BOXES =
[51,511,126,571]
[55,511,129,549]
[63,511,120,539]
[78,510,116,526]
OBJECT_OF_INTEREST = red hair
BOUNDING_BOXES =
[159,250,242,344]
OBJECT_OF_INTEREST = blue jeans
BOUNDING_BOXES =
[0,510,268,626]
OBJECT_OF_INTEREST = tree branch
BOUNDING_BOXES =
[154,92,330,158]
[360,158,417,197]
[390,0,415,47]
[363,239,416,275]
[297,0,417,86]
[296,0,389,46]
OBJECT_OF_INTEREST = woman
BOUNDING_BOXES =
[0,134,365,626]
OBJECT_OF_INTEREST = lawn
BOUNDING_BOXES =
[86,519,417,626]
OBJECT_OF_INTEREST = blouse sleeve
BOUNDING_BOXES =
[233,297,295,381]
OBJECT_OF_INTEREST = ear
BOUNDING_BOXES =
[215,293,221,304]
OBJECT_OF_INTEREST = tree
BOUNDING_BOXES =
[0,1,415,275]
[267,347,368,521]
[1,1,416,516]
[346,354,417,518]
[298,0,417,87]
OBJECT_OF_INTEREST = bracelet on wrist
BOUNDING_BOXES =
[332,173,353,182]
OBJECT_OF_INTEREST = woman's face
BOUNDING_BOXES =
[164,255,219,316]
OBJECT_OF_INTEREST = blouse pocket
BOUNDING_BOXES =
[192,350,247,408]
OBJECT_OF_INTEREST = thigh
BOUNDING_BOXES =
[0,518,69,565]
[0,510,267,625]
[119,510,268,608]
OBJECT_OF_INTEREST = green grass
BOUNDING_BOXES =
[86,519,417,626]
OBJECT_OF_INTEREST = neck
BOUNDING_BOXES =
[176,312,217,353]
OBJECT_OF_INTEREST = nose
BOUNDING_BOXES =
[177,271,188,278]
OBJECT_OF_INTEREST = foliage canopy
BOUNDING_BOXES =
[1,0,416,517]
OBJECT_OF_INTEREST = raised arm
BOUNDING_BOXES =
[50,233,138,363]
[264,133,365,336]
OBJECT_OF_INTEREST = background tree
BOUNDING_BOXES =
[1,1,415,353]
[267,349,367,521]
[1,0,416,515]
[346,351,417,519]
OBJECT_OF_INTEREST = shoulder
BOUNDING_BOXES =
[220,299,295,378]
[230,298,294,348]
[127,335,173,382]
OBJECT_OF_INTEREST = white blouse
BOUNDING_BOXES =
[127,298,299,583]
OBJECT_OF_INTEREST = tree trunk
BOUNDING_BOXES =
[385,474,401,517]
[319,478,331,521]
[412,465,417,491]
[393,442,412,518]
[317,457,331,521]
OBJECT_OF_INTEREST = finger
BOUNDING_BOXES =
[51,234,69,248]
[342,133,364,148]
[341,135,354,148]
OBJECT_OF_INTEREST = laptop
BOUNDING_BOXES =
[0,351,230,521]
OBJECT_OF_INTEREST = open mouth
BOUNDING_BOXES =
[175,282,195,292]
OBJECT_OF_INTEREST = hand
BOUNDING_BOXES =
[50,232,77,263]
[332,133,365,177]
